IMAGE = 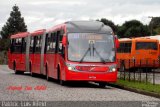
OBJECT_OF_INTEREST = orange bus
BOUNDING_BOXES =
[117,37,159,72]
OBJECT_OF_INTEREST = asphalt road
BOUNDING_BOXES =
[0,65,160,101]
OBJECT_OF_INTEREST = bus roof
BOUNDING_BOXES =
[119,37,158,42]
[31,29,46,36]
[144,35,160,40]
[118,38,131,42]
[10,32,29,39]
[66,21,113,34]
[47,21,113,34]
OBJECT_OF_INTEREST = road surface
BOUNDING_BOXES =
[0,65,159,101]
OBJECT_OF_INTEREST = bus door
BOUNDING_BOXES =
[20,37,27,71]
[33,35,42,73]
[54,30,64,79]
[46,32,57,78]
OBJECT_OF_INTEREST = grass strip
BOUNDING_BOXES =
[116,79,160,94]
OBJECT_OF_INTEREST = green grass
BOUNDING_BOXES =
[116,79,160,94]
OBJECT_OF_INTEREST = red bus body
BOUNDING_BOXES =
[8,21,118,85]
[29,29,46,75]
[45,22,118,83]
[8,32,29,72]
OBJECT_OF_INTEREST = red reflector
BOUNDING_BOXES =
[75,66,109,72]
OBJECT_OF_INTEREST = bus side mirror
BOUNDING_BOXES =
[115,38,119,48]
[62,36,67,46]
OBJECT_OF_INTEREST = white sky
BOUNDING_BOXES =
[0,0,160,32]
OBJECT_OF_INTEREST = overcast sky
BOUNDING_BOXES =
[0,0,160,32]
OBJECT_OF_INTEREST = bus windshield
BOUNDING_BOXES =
[68,33,115,62]
[136,42,157,50]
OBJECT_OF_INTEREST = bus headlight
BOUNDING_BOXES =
[68,66,73,70]
[66,63,76,71]
[109,65,117,72]
[111,68,116,72]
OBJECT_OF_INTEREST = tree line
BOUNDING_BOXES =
[1,5,160,52]
[97,18,160,38]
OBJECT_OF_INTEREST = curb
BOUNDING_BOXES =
[107,83,160,99]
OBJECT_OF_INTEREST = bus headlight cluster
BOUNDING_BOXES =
[111,68,116,72]
[68,66,76,70]
[109,65,117,72]
[66,63,76,71]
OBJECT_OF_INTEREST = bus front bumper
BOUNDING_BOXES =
[64,70,118,83]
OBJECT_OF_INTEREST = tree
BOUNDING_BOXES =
[0,5,27,50]
[149,17,160,35]
[117,20,150,38]
[97,18,117,33]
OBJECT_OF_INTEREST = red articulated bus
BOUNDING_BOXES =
[8,21,119,87]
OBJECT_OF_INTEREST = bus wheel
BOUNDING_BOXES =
[13,62,20,74]
[30,67,35,77]
[60,80,66,86]
[58,66,65,86]
[98,82,106,88]
[46,65,50,81]
[30,71,35,77]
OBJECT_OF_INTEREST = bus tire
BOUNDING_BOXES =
[30,64,35,77]
[58,66,65,86]
[60,80,65,86]
[30,71,35,77]
[13,62,20,74]
[98,82,106,88]
[46,65,50,81]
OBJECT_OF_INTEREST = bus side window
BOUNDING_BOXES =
[117,43,124,53]
[30,36,34,53]
[55,31,60,53]
[46,33,55,53]
[22,37,27,53]
[124,42,132,53]
[35,35,42,53]
[13,38,22,53]
[56,30,64,56]
[44,33,48,54]
[117,42,131,53]
[46,33,50,53]
[10,39,14,53]
[52,32,56,53]
[59,30,64,52]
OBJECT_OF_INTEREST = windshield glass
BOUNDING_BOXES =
[68,33,115,62]
[136,42,157,50]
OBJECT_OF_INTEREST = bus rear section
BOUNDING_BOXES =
[8,32,29,74]
[117,38,159,72]
[143,35,160,61]
[45,21,119,86]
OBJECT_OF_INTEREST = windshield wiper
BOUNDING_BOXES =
[79,44,91,63]
[93,44,106,64]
